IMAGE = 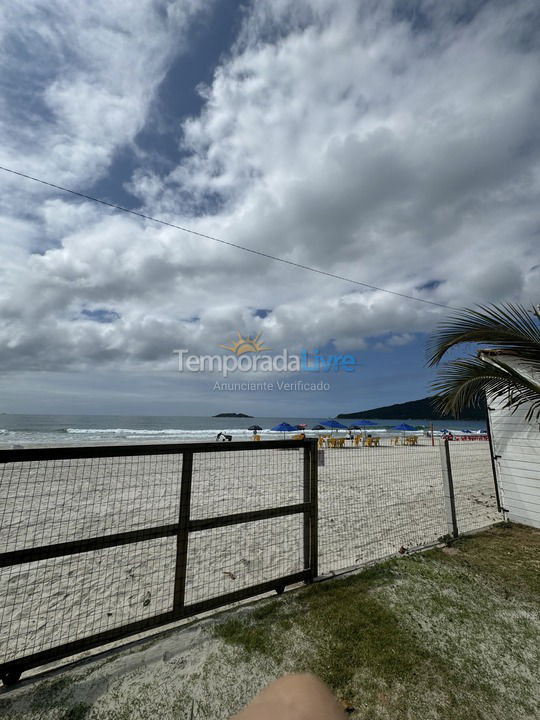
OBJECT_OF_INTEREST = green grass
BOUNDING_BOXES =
[213,524,540,719]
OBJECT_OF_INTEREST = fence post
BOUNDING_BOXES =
[173,450,193,612]
[439,439,459,538]
[309,439,318,580]
[485,408,502,512]
[303,443,311,577]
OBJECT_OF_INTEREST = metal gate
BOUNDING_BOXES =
[0,439,318,685]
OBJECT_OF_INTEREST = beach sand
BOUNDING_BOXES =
[0,441,499,669]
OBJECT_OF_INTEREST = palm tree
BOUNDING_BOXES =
[427,303,540,421]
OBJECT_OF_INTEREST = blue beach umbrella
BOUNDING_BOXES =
[271,422,297,432]
[352,419,378,427]
[320,419,348,430]
[393,423,416,432]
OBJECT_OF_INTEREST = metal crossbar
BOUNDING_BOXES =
[0,439,318,685]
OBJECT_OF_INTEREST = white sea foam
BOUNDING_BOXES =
[65,428,255,437]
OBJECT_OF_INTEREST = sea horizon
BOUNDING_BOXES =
[0,413,487,448]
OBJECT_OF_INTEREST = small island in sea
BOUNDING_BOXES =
[213,412,254,418]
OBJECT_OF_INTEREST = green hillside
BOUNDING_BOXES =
[337,396,487,421]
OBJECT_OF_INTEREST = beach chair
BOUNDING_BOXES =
[354,435,361,447]
[363,436,373,447]
[318,436,325,449]
[372,437,380,447]
[338,438,345,448]
[391,436,400,446]
[254,434,261,441]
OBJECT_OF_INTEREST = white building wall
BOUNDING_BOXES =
[484,356,540,529]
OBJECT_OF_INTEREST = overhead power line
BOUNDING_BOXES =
[0,164,451,310]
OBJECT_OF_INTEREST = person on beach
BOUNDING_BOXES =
[231,674,347,719]
[216,432,233,441]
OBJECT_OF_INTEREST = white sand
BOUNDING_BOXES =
[0,440,499,668]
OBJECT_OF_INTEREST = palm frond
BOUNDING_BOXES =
[427,303,540,367]
[432,356,540,421]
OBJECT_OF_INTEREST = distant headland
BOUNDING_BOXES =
[337,396,486,421]
[213,412,254,418]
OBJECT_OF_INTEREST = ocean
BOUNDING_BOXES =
[0,414,488,448]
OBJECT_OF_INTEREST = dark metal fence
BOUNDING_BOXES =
[0,440,318,685]
[0,436,500,686]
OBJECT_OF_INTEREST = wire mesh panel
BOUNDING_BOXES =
[189,448,304,520]
[186,448,306,605]
[1,538,176,665]
[317,444,448,574]
[447,442,500,533]
[0,455,183,552]
[0,441,313,683]
[185,515,305,604]
[0,453,184,671]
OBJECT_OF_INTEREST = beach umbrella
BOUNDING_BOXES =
[393,423,416,432]
[320,419,348,430]
[355,419,378,436]
[460,429,472,433]
[295,424,308,430]
[248,425,263,431]
[270,422,297,432]
[312,424,326,430]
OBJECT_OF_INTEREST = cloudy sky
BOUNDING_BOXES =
[1,0,539,416]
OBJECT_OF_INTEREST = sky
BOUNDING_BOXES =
[0,0,539,416]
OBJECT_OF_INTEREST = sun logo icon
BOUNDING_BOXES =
[219,331,272,356]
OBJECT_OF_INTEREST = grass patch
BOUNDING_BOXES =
[213,525,540,719]
[28,676,74,713]
[438,524,540,597]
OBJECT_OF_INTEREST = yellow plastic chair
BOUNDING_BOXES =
[318,436,325,449]
[338,438,345,448]
[354,435,361,447]
[254,434,261,441]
